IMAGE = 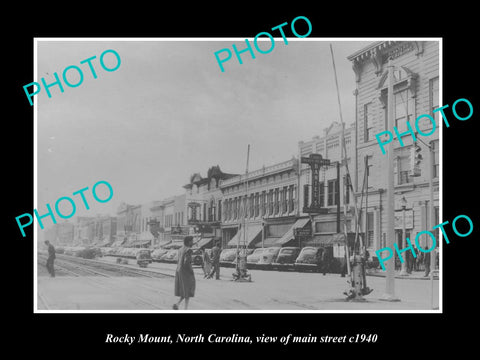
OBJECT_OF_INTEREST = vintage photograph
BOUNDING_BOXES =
[34,38,441,312]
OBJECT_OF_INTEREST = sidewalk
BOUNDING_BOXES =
[366,269,439,280]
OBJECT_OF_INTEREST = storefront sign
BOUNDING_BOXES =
[301,154,330,214]
[394,209,414,229]
[294,227,312,238]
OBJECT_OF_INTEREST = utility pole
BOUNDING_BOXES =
[381,58,399,301]
[233,144,252,282]
[336,161,341,233]
[399,198,409,276]
[429,141,436,276]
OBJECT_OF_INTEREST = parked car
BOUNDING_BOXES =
[77,247,99,259]
[246,248,266,266]
[191,248,204,266]
[136,249,152,268]
[160,249,179,263]
[257,247,281,269]
[272,247,301,270]
[151,248,169,260]
[220,248,238,267]
[294,247,323,272]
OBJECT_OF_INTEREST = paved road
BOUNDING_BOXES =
[37,256,439,311]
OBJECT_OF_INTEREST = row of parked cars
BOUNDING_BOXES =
[56,244,379,272]
[220,246,335,272]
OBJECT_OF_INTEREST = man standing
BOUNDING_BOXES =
[45,240,56,277]
[208,239,221,280]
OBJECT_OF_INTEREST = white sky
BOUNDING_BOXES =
[36,39,370,220]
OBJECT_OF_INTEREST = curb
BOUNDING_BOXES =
[366,272,439,280]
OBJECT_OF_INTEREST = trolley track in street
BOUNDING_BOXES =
[37,253,172,309]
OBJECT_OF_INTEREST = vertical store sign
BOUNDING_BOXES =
[301,154,330,213]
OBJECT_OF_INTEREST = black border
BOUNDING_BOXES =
[7,5,479,354]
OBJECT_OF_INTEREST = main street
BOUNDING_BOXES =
[37,255,439,311]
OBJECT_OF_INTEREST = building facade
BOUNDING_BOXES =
[347,40,440,256]
[220,157,306,249]
[184,166,238,245]
[297,122,357,257]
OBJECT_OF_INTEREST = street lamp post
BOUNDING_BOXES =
[399,196,409,276]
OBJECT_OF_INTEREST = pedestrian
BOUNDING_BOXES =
[45,240,56,277]
[202,248,212,278]
[173,236,196,310]
[423,251,431,277]
[208,239,221,280]
[321,247,332,276]
[406,249,413,274]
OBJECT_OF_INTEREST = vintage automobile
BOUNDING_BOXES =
[257,247,281,269]
[191,248,204,266]
[246,248,266,266]
[294,246,324,272]
[160,249,179,263]
[272,247,301,270]
[151,248,169,261]
[219,248,238,267]
[136,249,152,268]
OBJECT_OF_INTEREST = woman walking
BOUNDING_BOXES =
[173,236,196,310]
[202,249,212,278]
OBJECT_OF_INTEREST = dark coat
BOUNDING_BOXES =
[48,244,56,259]
[174,246,195,298]
[210,245,221,265]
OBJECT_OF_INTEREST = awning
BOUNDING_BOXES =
[97,240,112,247]
[196,236,214,249]
[163,240,183,249]
[128,240,152,247]
[111,237,127,247]
[263,218,311,247]
[227,224,263,247]
[156,240,172,248]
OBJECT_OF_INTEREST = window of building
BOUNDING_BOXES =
[365,155,373,187]
[268,190,273,215]
[430,77,439,122]
[243,196,247,218]
[250,194,254,218]
[261,191,266,216]
[288,185,294,213]
[254,193,259,217]
[274,188,279,215]
[394,89,414,134]
[397,155,411,185]
[218,200,222,221]
[366,212,374,248]
[432,139,439,178]
[364,102,373,142]
[433,206,440,240]
[327,179,338,206]
[233,198,237,219]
